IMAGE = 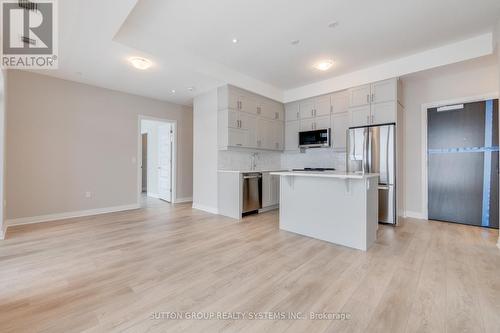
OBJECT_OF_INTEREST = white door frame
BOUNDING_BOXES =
[137,115,177,205]
[420,92,498,220]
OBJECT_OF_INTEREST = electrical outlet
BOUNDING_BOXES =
[85,192,92,198]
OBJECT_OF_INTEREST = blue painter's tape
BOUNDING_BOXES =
[428,146,499,154]
[481,100,494,227]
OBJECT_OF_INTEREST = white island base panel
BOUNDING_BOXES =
[274,173,379,251]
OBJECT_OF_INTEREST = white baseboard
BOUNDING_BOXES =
[0,224,5,240]
[192,203,218,215]
[404,210,427,220]
[259,205,279,213]
[5,204,141,228]
[175,197,193,203]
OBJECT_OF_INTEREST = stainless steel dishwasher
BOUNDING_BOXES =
[242,173,262,215]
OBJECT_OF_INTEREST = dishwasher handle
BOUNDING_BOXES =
[243,175,262,179]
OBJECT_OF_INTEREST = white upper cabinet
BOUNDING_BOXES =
[314,115,331,130]
[218,85,284,151]
[285,102,300,122]
[299,95,332,119]
[299,99,315,119]
[348,105,371,128]
[331,112,349,150]
[371,79,397,104]
[349,84,371,107]
[299,118,315,132]
[371,101,396,125]
[347,78,400,127]
[331,90,349,114]
[285,121,299,151]
[315,95,331,117]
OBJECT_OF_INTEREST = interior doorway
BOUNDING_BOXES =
[426,99,499,228]
[139,117,176,204]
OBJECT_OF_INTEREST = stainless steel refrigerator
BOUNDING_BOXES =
[347,124,396,225]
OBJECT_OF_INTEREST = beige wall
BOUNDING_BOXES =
[192,89,219,212]
[5,71,192,220]
[0,70,5,237]
[401,55,499,217]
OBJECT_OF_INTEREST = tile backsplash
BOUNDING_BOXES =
[218,148,346,171]
[218,150,282,171]
[282,149,347,171]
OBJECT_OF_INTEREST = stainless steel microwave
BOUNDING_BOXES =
[299,129,330,148]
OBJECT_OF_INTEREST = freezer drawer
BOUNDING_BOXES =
[378,185,395,224]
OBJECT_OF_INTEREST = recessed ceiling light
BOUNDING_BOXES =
[232,38,239,44]
[328,21,339,28]
[129,57,152,70]
[171,89,176,94]
[291,39,300,45]
[314,60,334,71]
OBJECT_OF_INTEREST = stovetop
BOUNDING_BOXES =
[292,168,336,172]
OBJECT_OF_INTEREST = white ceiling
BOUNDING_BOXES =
[32,0,500,105]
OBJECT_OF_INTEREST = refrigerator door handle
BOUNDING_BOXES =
[386,125,391,184]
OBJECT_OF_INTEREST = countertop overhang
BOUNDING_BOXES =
[270,171,379,180]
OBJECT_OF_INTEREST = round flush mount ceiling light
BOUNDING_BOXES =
[171,89,176,94]
[314,60,334,71]
[129,57,152,70]
[232,38,239,44]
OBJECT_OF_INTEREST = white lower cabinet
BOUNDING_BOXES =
[262,172,279,208]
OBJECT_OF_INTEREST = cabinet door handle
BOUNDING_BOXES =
[371,93,374,103]
[311,109,314,117]
[296,111,299,120]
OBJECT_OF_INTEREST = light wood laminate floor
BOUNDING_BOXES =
[0,200,499,333]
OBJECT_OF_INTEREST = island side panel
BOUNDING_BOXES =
[365,176,379,249]
[278,175,371,251]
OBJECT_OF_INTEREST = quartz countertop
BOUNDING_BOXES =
[270,171,379,180]
[218,169,287,174]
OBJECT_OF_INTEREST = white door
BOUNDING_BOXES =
[158,124,172,202]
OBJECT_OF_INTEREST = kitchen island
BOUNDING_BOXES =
[270,171,379,251]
